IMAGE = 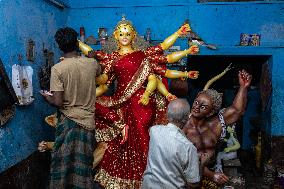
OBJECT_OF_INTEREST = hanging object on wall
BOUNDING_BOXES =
[12,55,34,105]
[26,39,35,62]
[0,58,18,126]
[85,36,97,45]
[240,33,261,46]
[181,19,217,50]
[240,33,250,46]
[80,27,85,43]
[145,28,151,42]
[187,31,217,50]
[38,49,54,90]
[98,28,108,45]
[0,59,18,110]
[0,106,15,126]
[249,34,261,46]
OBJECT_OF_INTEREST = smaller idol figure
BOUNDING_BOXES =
[215,123,240,173]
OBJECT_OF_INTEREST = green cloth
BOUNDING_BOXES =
[49,114,96,189]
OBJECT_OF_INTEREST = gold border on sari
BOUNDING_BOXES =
[95,119,127,142]
[95,168,141,189]
[95,109,126,142]
[97,58,152,107]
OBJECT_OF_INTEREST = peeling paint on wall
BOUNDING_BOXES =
[0,0,67,173]
[261,23,284,46]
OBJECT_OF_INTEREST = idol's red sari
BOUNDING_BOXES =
[93,46,168,188]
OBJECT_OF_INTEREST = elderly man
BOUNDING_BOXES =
[142,99,203,189]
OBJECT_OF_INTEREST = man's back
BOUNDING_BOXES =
[50,56,100,129]
[142,123,200,189]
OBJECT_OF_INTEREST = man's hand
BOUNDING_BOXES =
[213,172,229,184]
[40,90,63,107]
[40,90,53,98]
[38,141,54,152]
[238,70,252,88]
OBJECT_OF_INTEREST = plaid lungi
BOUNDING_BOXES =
[49,114,96,189]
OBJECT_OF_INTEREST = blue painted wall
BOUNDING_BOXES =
[0,0,283,172]
[65,1,284,139]
[0,0,68,173]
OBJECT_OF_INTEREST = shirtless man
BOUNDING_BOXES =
[183,70,252,186]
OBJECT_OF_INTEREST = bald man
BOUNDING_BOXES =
[142,99,204,189]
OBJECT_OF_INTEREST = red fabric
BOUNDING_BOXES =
[94,49,166,183]
[99,90,155,180]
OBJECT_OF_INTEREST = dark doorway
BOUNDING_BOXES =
[187,55,270,90]
[186,55,272,147]
[184,55,273,187]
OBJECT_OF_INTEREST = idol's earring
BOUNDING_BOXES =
[117,41,121,51]
[131,33,137,49]
[113,32,121,51]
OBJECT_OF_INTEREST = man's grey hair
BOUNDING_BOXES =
[167,99,190,124]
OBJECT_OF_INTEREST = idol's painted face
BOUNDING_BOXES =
[115,24,136,46]
[191,93,213,118]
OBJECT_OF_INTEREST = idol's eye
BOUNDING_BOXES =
[193,100,199,105]
[127,33,130,36]
[200,106,206,110]
[120,34,123,36]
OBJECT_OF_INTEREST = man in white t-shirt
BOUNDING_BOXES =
[142,99,203,189]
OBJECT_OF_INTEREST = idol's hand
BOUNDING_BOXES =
[187,71,199,79]
[238,69,252,88]
[177,23,191,37]
[120,125,129,145]
[224,147,231,153]
[166,93,177,102]
[78,40,93,56]
[138,92,151,106]
[187,45,199,55]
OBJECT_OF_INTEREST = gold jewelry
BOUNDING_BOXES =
[184,71,189,78]
[113,120,125,129]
